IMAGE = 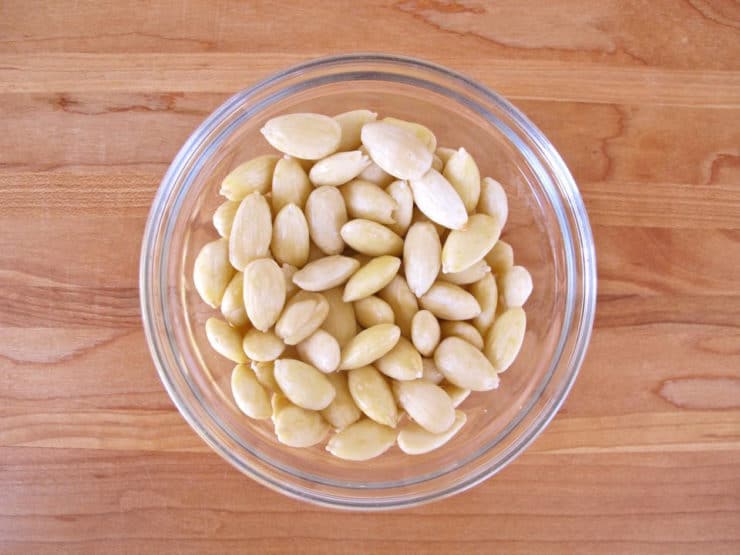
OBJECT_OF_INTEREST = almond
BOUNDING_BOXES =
[339,323,401,370]
[270,203,310,267]
[378,275,419,338]
[484,307,526,373]
[271,157,312,212]
[375,336,423,381]
[353,296,395,328]
[242,328,285,362]
[296,329,341,373]
[409,169,468,230]
[410,310,440,357]
[347,366,398,427]
[320,287,358,348]
[441,383,471,408]
[219,155,279,200]
[251,360,280,392]
[386,180,414,236]
[261,113,341,160]
[275,291,330,345]
[291,255,360,291]
[341,179,398,224]
[231,364,272,419]
[478,177,509,228]
[273,358,335,410]
[398,410,466,455]
[485,240,514,276]
[305,186,348,255]
[242,258,286,332]
[205,317,248,363]
[193,238,235,308]
[320,372,362,430]
[443,147,481,212]
[434,337,499,391]
[500,265,533,308]
[382,117,437,152]
[228,192,272,271]
[340,219,403,256]
[441,213,501,274]
[393,379,455,434]
[419,282,481,320]
[439,259,491,285]
[274,402,329,448]
[403,222,441,297]
[439,320,484,351]
[471,272,498,334]
[334,109,377,151]
[212,200,240,238]
[220,272,248,328]
[309,150,372,187]
[361,121,433,180]
[343,255,401,302]
[326,419,397,461]
[435,146,457,165]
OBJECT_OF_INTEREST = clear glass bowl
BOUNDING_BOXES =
[139,54,597,510]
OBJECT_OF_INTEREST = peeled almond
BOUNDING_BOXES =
[251,360,280,392]
[439,321,484,351]
[229,192,272,271]
[421,358,444,385]
[471,272,498,334]
[403,222,441,297]
[383,117,437,152]
[343,255,401,302]
[485,240,514,276]
[231,364,272,419]
[398,410,466,455]
[361,121,433,180]
[443,147,481,213]
[375,336,423,381]
[339,324,401,370]
[484,307,526,372]
[378,275,419,338]
[341,179,398,224]
[320,287,358,348]
[410,310,441,357]
[243,258,286,332]
[478,177,509,229]
[309,150,371,187]
[326,419,397,461]
[334,109,378,151]
[271,157,312,212]
[340,219,403,256]
[347,366,398,427]
[273,359,335,410]
[409,169,468,230]
[435,337,499,391]
[419,282,481,320]
[220,272,248,328]
[441,383,471,407]
[305,186,348,255]
[441,213,501,274]
[353,296,395,328]
[261,113,341,160]
[213,200,240,238]
[242,328,285,362]
[271,203,310,268]
[275,291,330,345]
[439,259,491,285]
[393,379,455,434]
[500,265,533,308]
[435,147,457,165]
[320,372,362,430]
[296,329,341,373]
[292,255,360,291]
[274,402,329,448]
[386,180,414,236]
[219,155,279,200]
[205,317,247,363]
[193,238,235,308]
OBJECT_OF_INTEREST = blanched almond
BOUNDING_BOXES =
[398,410,466,455]
[194,238,235,308]
[242,258,286,332]
[326,419,397,461]
[220,155,279,200]
[334,109,378,151]
[403,222,441,297]
[485,240,514,276]
[320,372,362,430]
[386,180,414,236]
[296,329,341,373]
[500,265,533,308]
[229,192,272,271]
[274,402,329,448]
[221,272,248,327]
[339,323,401,370]
[261,113,341,160]
[443,147,480,212]
[275,291,330,345]
[419,282,481,320]
[393,379,455,434]
[435,146,457,165]
[292,255,360,291]
[409,169,468,230]
[205,317,248,363]
[435,337,499,391]
[340,219,403,256]
[213,200,240,238]
[410,310,440,357]
[376,336,423,381]
[378,275,419,338]
[231,364,272,419]
[270,203,310,268]
[471,272,497,334]
[439,320,484,350]
[441,213,502,274]
[383,117,437,152]
[321,287,358,348]
[251,360,280,392]
[478,177,509,228]
[484,307,526,372]
[353,296,394,328]
[305,186,347,255]
[441,382,471,407]
[347,366,398,427]
[361,121,433,180]
[421,358,444,385]
[439,259,490,285]
[242,328,285,362]
[343,255,401,302]
[309,150,371,187]
[271,157,312,212]
[341,179,398,224]
[273,359,335,410]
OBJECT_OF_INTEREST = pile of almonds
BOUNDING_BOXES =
[193,110,532,460]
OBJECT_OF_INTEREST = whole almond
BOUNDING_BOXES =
[320,372,362,430]
[220,272,248,328]
[229,192,272,271]
[231,364,272,419]
[439,320,484,351]
[361,121,433,180]
[274,402,329,448]
[309,150,372,187]
[404,222,441,297]
[486,240,514,277]
[193,238,235,308]
[353,296,395,328]
[305,186,348,255]
[321,286,358,348]
[478,177,509,229]
[441,213,502,274]
[296,329,341,373]
[409,169,468,230]
[326,419,397,461]
[382,117,437,152]
[443,147,481,212]
[386,180,414,236]
[273,359,336,411]
[334,109,378,151]
[393,379,455,434]
[500,265,533,308]
[484,307,526,372]
[243,258,286,332]
[341,179,398,224]
[347,366,398,427]
[205,317,248,363]
[271,157,312,212]
[471,272,498,334]
[420,282,481,320]
[435,336,499,391]
[219,155,279,200]
[292,255,361,291]
[441,382,471,407]
[340,219,403,256]
[398,410,466,455]
[271,203,310,267]
[339,323,401,370]
[378,275,419,338]
[439,259,491,285]
[242,328,286,362]
[421,358,444,385]
[213,200,240,238]
[343,255,401,302]
[275,291,330,345]
[375,336,423,381]
[261,113,341,160]
[410,310,441,357]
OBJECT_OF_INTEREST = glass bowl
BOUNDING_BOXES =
[139,54,597,510]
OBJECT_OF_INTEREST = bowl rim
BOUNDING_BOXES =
[140,53,597,510]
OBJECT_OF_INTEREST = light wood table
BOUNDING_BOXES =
[1,2,739,553]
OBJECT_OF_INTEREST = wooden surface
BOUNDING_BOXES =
[1,1,739,553]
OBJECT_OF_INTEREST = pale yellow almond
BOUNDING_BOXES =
[485,307,526,372]
[339,323,401,370]
[341,179,398,225]
[340,219,403,256]
[213,200,240,238]
[292,255,360,291]
[343,255,401,302]
[439,321,484,351]
[205,317,247,363]
[273,358,335,410]
[435,146,457,165]
[275,291,330,345]
[193,238,235,308]
[420,282,481,320]
[353,296,394,328]
[376,336,423,381]
[409,169,468,230]
[321,287,358,348]
[326,419,397,460]
[398,410,466,455]
[242,328,285,362]
[358,160,395,187]
[431,153,444,172]
[271,203,310,268]
[441,382,471,407]
[403,222,441,297]
[231,364,272,419]
[261,113,341,160]
[320,372,362,430]
[296,329,341,373]
[485,240,514,276]
[361,121,433,180]
[271,157,311,213]
[471,272,497,334]
[242,258,286,332]
[219,155,279,200]
[441,213,502,274]
[410,310,440,357]
[378,275,419,338]
[347,366,398,427]
[435,337,499,391]
[421,358,444,385]
[393,379,455,434]
[251,360,280,392]
[334,109,378,151]
[228,192,272,271]
[305,185,347,255]
[385,180,414,236]
[443,147,481,213]
[439,259,490,285]
[220,272,248,327]
[309,150,371,187]
[274,402,329,448]
[382,117,437,152]
[281,263,299,298]
[500,265,533,308]
[478,177,509,228]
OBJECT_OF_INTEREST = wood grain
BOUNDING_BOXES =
[1,1,739,553]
